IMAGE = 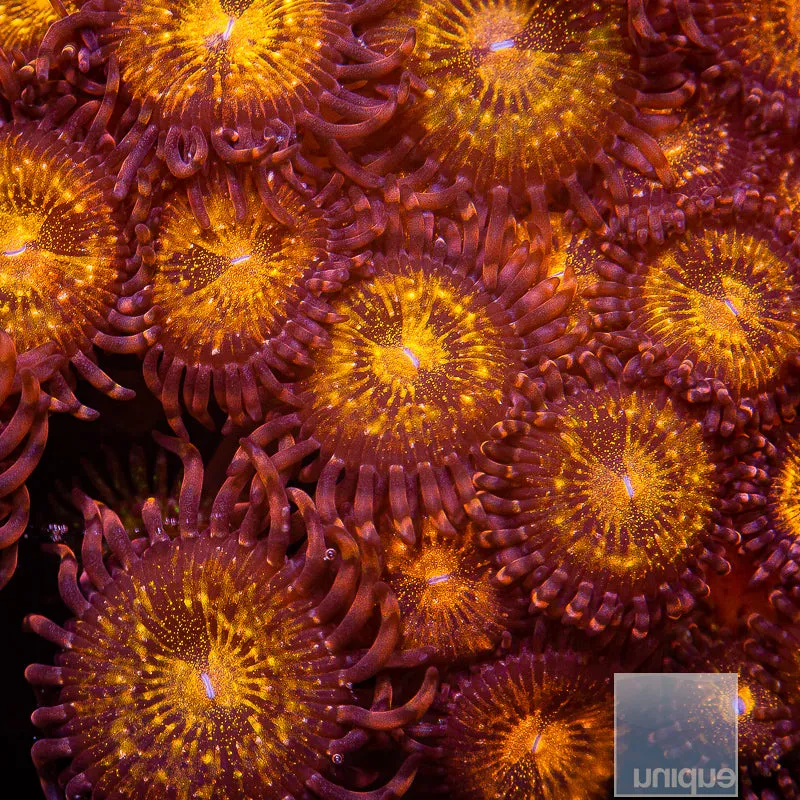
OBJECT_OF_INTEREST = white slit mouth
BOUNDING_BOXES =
[403,346,420,368]
[724,297,740,317]
[200,672,216,700]
[622,474,635,499]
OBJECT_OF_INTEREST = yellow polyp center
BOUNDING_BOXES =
[662,136,690,164]
[165,647,246,718]
[443,654,614,800]
[153,184,324,363]
[63,536,354,798]
[0,212,41,257]
[367,0,630,191]
[503,714,573,776]
[370,312,450,390]
[662,134,708,177]
[504,714,544,763]
[532,391,717,580]
[385,522,504,660]
[479,698,612,798]
[571,420,684,573]
[0,130,120,352]
[684,274,762,348]
[406,543,462,602]
[178,0,255,53]
[585,444,666,535]
[0,213,46,284]
[116,0,336,128]
[735,679,779,759]
[183,231,280,295]
[480,45,550,94]
[129,594,277,744]
[772,437,800,539]
[703,656,787,762]
[306,260,524,471]
[737,685,756,718]
[464,5,547,91]
[467,5,526,47]
[639,227,800,394]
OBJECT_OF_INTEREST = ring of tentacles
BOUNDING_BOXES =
[409,650,615,799]
[0,122,151,417]
[588,199,800,436]
[478,361,735,639]
[355,0,693,233]
[38,0,415,186]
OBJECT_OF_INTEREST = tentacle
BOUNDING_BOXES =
[0,331,17,405]
[345,0,399,24]
[288,488,328,596]
[0,407,48,495]
[84,55,120,151]
[45,372,98,421]
[112,123,159,201]
[307,753,421,800]
[188,364,216,430]
[445,453,487,526]
[211,127,276,164]
[333,31,415,82]
[74,490,113,591]
[313,524,361,625]
[163,125,207,178]
[93,326,158,355]
[418,462,457,535]
[52,544,90,616]
[339,583,401,684]
[240,440,290,566]
[337,668,439,729]
[0,486,29,550]
[160,358,189,439]
[0,370,39,462]
[299,94,400,142]
[227,414,302,473]
[24,614,74,650]
[389,466,416,545]
[353,464,379,539]
[324,534,381,650]
[152,433,204,538]
[36,9,116,81]
[316,457,346,526]
[628,0,661,43]
[99,505,138,571]
[71,351,135,401]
